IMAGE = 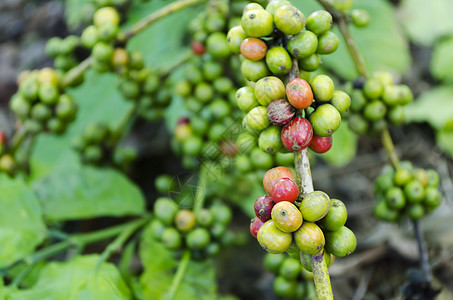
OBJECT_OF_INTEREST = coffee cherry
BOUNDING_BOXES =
[348,114,369,135]
[255,76,286,106]
[187,228,211,250]
[424,187,442,208]
[274,5,305,36]
[306,10,333,35]
[408,204,424,220]
[213,77,233,94]
[263,252,286,273]
[279,257,302,280]
[310,104,341,137]
[388,105,405,126]
[324,226,356,257]
[266,46,292,75]
[351,9,370,27]
[385,187,406,210]
[404,180,426,203]
[235,86,259,112]
[241,9,274,37]
[227,26,246,54]
[364,100,387,121]
[309,135,332,153]
[161,227,182,250]
[257,220,292,253]
[394,168,412,186]
[240,38,268,61]
[243,3,264,13]
[0,154,15,175]
[31,103,52,121]
[194,82,214,103]
[426,169,440,187]
[174,210,196,233]
[310,75,334,102]
[210,204,232,226]
[206,32,231,59]
[267,99,296,126]
[259,125,283,154]
[241,59,270,82]
[263,166,295,195]
[265,0,291,16]
[281,117,313,152]
[294,222,325,255]
[94,7,120,27]
[271,178,299,204]
[363,78,383,99]
[154,197,179,225]
[93,42,114,62]
[317,199,347,231]
[333,0,353,11]
[250,217,264,238]
[250,148,273,169]
[286,78,314,109]
[274,276,297,298]
[287,31,318,59]
[271,201,303,232]
[246,106,270,131]
[374,199,399,222]
[316,31,339,54]
[254,195,275,222]
[330,90,351,114]
[300,191,330,222]
[299,53,321,71]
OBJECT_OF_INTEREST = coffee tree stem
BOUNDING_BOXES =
[290,57,333,299]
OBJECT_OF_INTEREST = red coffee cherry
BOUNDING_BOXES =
[267,99,296,126]
[309,134,332,153]
[250,217,264,238]
[286,78,314,109]
[271,178,299,203]
[281,117,313,152]
[240,38,268,61]
[254,195,275,222]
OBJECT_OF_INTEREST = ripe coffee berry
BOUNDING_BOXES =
[271,178,299,203]
[191,40,206,55]
[263,166,295,195]
[254,195,275,222]
[250,217,264,238]
[267,99,296,126]
[309,135,332,153]
[240,38,268,61]
[281,117,313,152]
[286,78,313,109]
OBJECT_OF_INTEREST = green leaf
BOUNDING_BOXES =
[404,86,453,130]
[318,120,358,167]
[399,0,453,46]
[7,255,131,300]
[294,0,410,80]
[431,35,453,82]
[0,175,46,268]
[32,166,145,221]
[139,222,217,300]
[30,70,133,181]
[436,130,453,159]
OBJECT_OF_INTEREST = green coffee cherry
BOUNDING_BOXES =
[31,103,52,121]
[385,187,406,210]
[263,253,285,273]
[241,9,274,38]
[299,54,321,72]
[254,76,286,106]
[227,25,246,54]
[404,180,426,204]
[265,46,292,75]
[19,77,39,102]
[161,227,182,250]
[10,94,31,120]
[388,105,405,126]
[266,0,291,16]
[287,31,318,59]
[154,197,179,226]
[236,86,260,112]
[317,199,347,231]
[203,61,223,81]
[279,257,301,280]
[348,114,369,135]
[316,31,339,55]
[324,226,356,257]
[246,106,270,131]
[194,82,214,103]
[363,100,387,121]
[306,10,333,35]
[333,0,353,11]
[310,104,341,136]
[81,25,99,48]
[258,125,283,154]
[310,75,334,102]
[187,228,211,250]
[241,59,270,82]
[274,5,305,36]
[250,147,273,169]
[350,9,370,28]
[92,42,114,62]
[374,199,399,222]
[330,90,351,114]
[408,204,424,220]
[206,32,231,59]
[213,77,233,94]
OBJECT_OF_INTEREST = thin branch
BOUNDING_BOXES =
[381,128,400,169]
[413,220,432,282]
[165,250,191,300]
[121,0,208,41]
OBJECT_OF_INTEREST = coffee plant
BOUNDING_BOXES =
[1,0,452,299]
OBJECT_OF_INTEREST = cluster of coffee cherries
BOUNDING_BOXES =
[348,71,413,135]
[227,1,341,77]
[227,1,350,156]
[250,166,356,259]
[71,122,136,169]
[45,35,80,74]
[263,252,316,299]
[10,68,78,135]
[149,197,233,260]
[374,162,442,222]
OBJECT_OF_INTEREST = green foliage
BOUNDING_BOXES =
[139,222,218,300]
[0,175,46,268]
[6,255,131,299]
[399,0,453,46]
[294,0,410,80]
[319,121,358,167]
[431,35,453,82]
[64,0,94,31]
[32,166,145,221]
